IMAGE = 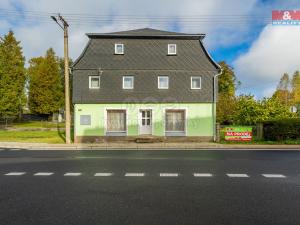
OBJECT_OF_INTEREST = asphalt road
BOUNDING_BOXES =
[0,148,300,225]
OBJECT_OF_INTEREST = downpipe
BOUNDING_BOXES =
[213,69,222,142]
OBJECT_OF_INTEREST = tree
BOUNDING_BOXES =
[272,73,291,107]
[28,48,64,116]
[291,71,300,114]
[232,95,292,125]
[0,31,26,120]
[217,61,239,124]
[261,96,293,121]
[233,95,263,125]
[217,61,239,96]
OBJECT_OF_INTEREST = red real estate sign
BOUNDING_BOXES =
[272,10,300,25]
[224,127,252,141]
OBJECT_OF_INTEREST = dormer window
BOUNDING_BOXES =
[168,44,177,55]
[115,43,124,54]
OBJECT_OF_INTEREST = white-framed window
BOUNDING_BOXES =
[80,115,91,125]
[107,110,126,132]
[123,76,134,89]
[158,76,169,89]
[168,44,177,55]
[89,76,100,89]
[115,43,124,54]
[165,109,185,132]
[191,76,201,89]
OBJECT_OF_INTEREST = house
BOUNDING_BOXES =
[72,28,221,143]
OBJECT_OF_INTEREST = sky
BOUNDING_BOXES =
[0,0,300,98]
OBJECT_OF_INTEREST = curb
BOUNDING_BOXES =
[0,142,300,150]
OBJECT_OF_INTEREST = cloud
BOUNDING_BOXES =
[0,0,259,61]
[234,25,300,98]
[1,0,300,98]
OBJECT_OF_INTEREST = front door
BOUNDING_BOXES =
[139,109,152,135]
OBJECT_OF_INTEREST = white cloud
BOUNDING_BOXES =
[234,25,300,98]
[0,0,258,61]
[1,0,300,98]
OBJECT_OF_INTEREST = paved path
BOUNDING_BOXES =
[0,149,300,225]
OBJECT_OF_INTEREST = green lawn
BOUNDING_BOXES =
[220,139,300,145]
[12,121,65,128]
[0,130,65,143]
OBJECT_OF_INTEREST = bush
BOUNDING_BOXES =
[263,118,300,141]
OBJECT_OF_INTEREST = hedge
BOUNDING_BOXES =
[263,118,300,141]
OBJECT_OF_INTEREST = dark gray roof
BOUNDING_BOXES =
[86,28,205,39]
[72,28,220,104]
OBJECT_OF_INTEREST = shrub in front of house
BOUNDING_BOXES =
[263,118,300,141]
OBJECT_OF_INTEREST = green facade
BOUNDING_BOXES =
[74,103,214,137]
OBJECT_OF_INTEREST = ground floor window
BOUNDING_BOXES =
[107,110,126,133]
[165,109,185,135]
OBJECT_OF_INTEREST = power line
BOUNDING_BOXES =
[0,8,272,26]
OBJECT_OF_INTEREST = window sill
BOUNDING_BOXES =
[165,131,186,136]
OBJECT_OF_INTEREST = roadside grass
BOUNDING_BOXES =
[220,138,300,145]
[0,130,65,143]
[11,121,65,128]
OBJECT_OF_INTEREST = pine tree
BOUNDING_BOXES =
[28,48,64,116]
[0,31,26,120]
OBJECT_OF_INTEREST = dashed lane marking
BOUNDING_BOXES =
[5,172,26,176]
[64,173,82,176]
[227,173,249,178]
[94,173,113,177]
[262,174,286,178]
[194,173,213,177]
[125,173,145,177]
[34,172,54,176]
[160,173,179,177]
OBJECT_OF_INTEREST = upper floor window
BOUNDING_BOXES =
[158,76,169,89]
[191,76,201,89]
[89,76,100,89]
[115,43,124,54]
[168,44,177,55]
[123,76,134,89]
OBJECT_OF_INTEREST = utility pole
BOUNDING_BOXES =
[51,14,71,144]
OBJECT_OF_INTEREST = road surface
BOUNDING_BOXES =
[0,148,299,225]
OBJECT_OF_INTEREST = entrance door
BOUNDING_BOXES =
[139,109,152,135]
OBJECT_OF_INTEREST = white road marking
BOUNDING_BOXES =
[34,172,53,176]
[262,174,286,178]
[227,173,249,178]
[5,172,26,176]
[194,173,213,177]
[160,173,179,177]
[94,173,113,177]
[125,173,145,177]
[64,173,82,176]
